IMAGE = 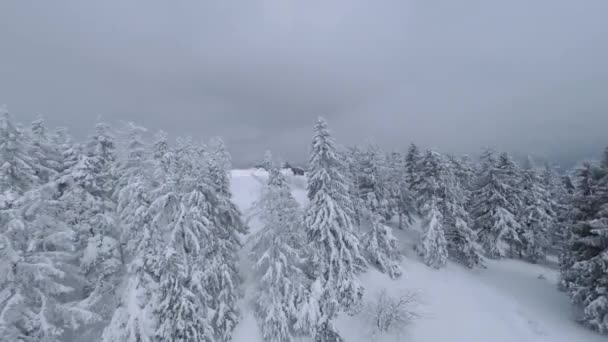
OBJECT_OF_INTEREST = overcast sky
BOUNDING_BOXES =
[1,1,607,166]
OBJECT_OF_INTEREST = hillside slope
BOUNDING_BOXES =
[230,169,604,342]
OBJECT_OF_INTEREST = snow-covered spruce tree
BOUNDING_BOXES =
[158,178,218,342]
[559,162,599,277]
[101,124,160,342]
[405,143,422,194]
[0,109,41,197]
[496,152,524,220]
[116,122,151,255]
[58,121,122,330]
[517,158,555,262]
[362,212,402,278]
[355,143,392,221]
[541,163,573,251]
[411,150,445,212]
[447,154,476,199]
[0,182,101,342]
[351,145,403,278]
[104,122,151,328]
[51,126,81,172]
[145,140,216,342]
[341,145,403,277]
[470,149,521,258]
[203,137,247,341]
[441,158,483,268]
[114,122,148,188]
[258,150,273,171]
[156,267,213,342]
[386,151,414,229]
[413,151,448,268]
[207,137,233,197]
[0,117,119,341]
[343,146,365,227]
[251,168,308,342]
[335,143,360,224]
[105,130,177,342]
[302,117,366,341]
[417,198,448,269]
[148,137,245,341]
[414,150,481,268]
[560,153,608,333]
[150,130,172,184]
[28,116,62,183]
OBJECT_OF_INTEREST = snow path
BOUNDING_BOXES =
[230,169,604,342]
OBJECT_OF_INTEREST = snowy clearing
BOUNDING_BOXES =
[231,169,604,342]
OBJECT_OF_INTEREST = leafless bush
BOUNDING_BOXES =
[364,289,421,339]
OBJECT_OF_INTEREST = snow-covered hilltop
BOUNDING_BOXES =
[0,111,607,342]
[230,168,605,342]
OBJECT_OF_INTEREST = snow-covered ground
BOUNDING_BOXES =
[230,169,604,342]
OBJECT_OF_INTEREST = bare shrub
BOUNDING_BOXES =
[364,289,421,339]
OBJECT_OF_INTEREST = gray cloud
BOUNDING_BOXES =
[1,0,607,166]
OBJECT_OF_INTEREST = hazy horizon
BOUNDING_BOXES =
[1,1,607,166]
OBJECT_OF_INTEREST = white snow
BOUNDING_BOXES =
[230,169,605,342]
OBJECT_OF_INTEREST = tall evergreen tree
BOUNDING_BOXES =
[561,153,608,333]
[448,154,476,198]
[0,109,40,197]
[342,146,365,227]
[302,117,366,341]
[54,121,123,335]
[0,182,101,342]
[259,150,273,171]
[386,151,415,229]
[207,138,232,197]
[405,143,422,201]
[204,138,247,341]
[52,127,80,172]
[362,212,402,278]
[343,145,403,277]
[102,123,157,342]
[442,157,483,268]
[417,198,448,269]
[146,140,216,342]
[496,152,524,219]
[541,164,573,250]
[355,144,391,221]
[518,159,555,262]
[251,168,308,342]
[470,149,521,258]
[414,151,448,268]
[29,116,62,183]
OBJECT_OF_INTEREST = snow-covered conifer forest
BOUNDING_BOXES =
[1,110,607,342]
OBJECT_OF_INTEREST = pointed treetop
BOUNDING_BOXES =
[316,116,328,127]
[0,106,12,130]
[480,147,496,162]
[312,117,332,145]
[407,143,421,157]
[95,120,111,136]
[312,116,334,143]
[261,150,273,170]
[601,146,608,169]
